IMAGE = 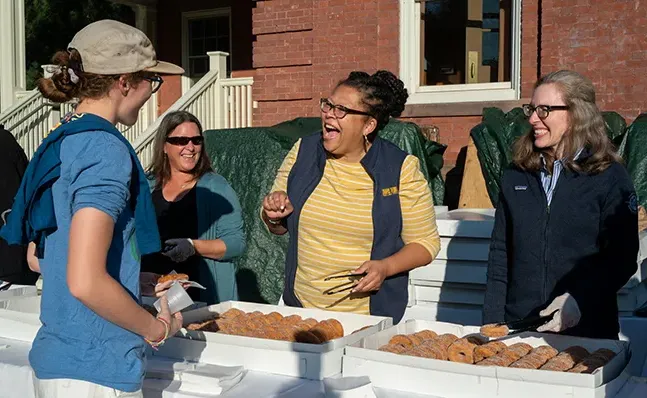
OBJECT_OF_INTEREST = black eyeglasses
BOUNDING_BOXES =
[522,104,569,120]
[144,75,164,94]
[320,98,373,119]
[165,136,204,146]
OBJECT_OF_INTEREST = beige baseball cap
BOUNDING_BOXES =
[68,19,184,75]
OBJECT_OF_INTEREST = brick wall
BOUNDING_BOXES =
[252,0,647,168]
[540,0,647,120]
[251,0,541,164]
[252,0,400,127]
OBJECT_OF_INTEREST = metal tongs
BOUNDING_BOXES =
[323,272,367,295]
[497,310,557,336]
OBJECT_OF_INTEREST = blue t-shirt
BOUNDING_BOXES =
[29,131,145,392]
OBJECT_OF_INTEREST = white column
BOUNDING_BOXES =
[132,4,157,47]
[208,51,228,78]
[0,0,26,113]
[208,51,229,128]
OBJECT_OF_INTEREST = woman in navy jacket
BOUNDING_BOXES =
[482,70,638,339]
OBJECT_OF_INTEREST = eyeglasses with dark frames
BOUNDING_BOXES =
[165,136,204,146]
[320,98,373,119]
[144,75,164,94]
[522,104,570,120]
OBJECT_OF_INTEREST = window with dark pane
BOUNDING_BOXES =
[420,0,512,86]
[188,15,231,78]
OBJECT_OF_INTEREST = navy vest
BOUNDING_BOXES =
[282,133,409,323]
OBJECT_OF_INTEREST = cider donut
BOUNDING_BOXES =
[474,341,507,362]
[310,322,335,343]
[479,323,509,338]
[157,273,189,284]
[281,314,303,325]
[477,344,531,367]
[447,337,484,364]
[389,334,416,348]
[509,345,558,369]
[301,318,319,329]
[265,311,284,324]
[568,348,616,374]
[540,346,589,372]
[186,319,215,331]
[220,308,245,320]
[507,342,533,357]
[418,340,448,360]
[322,319,344,339]
[434,333,460,349]
[294,330,323,344]
[412,329,438,341]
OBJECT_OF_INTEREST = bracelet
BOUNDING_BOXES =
[267,217,283,226]
[145,317,170,350]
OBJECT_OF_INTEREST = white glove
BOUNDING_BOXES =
[536,292,581,333]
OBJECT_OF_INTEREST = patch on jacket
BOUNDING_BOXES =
[514,185,528,191]
[382,186,398,196]
[628,193,638,214]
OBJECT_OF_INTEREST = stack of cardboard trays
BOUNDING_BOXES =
[404,209,647,325]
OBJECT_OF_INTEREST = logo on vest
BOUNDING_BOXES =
[627,192,638,214]
[514,185,528,191]
[382,187,398,197]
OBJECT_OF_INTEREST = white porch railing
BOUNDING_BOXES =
[60,93,157,144]
[0,90,59,159]
[1,52,253,164]
[133,51,254,168]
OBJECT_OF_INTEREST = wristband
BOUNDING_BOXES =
[145,317,170,350]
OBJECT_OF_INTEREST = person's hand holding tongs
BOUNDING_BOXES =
[323,271,368,295]
[481,309,559,337]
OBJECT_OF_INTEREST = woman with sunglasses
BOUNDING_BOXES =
[261,70,440,323]
[483,70,638,339]
[143,110,246,304]
[0,20,185,396]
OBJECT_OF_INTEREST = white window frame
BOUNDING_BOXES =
[399,0,522,105]
[181,8,232,94]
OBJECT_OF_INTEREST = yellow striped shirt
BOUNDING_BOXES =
[268,140,440,314]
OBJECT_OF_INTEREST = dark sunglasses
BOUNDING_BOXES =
[165,136,204,146]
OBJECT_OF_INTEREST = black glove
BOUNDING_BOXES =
[161,238,196,263]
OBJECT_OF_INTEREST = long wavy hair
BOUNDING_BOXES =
[513,70,621,174]
[146,111,213,189]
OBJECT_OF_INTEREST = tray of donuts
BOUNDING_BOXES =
[151,301,392,380]
[343,320,631,397]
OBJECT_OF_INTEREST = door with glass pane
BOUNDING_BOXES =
[182,9,231,91]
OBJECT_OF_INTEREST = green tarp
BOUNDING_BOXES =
[470,108,640,206]
[618,114,647,209]
[470,107,530,204]
[203,117,446,304]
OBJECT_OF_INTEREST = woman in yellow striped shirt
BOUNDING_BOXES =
[261,70,440,323]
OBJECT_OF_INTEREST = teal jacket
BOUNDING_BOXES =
[149,172,246,304]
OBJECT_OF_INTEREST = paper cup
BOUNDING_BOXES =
[153,282,194,314]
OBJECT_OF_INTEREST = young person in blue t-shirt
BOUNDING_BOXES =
[5,20,186,397]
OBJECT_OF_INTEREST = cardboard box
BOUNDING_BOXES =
[435,209,495,238]
[410,259,488,286]
[0,285,37,302]
[0,294,41,313]
[153,301,392,380]
[0,307,41,342]
[343,320,631,398]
